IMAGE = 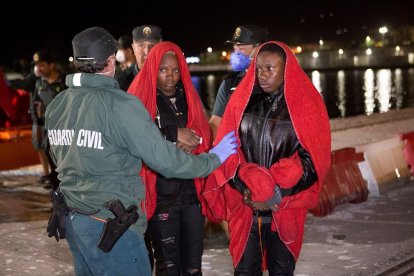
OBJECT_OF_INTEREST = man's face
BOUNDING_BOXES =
[256,51,285,93]
[34,61,54,78]
[132,40,157,70]
[233,44,255,57]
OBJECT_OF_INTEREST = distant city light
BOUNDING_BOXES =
[221,51,227,57]
[365,36,371,42]
[366,48,372,55]
[395,46,401,52]
[319,40,324,46]
[338,49,344,55]
[69,56,74,62]
[207,47,212,53]
[186,56,200,64]
[296,46,302,53]
[379,26,388,34]
[312,51,319,58]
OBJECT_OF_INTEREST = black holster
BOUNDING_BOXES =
[97,199,139,253]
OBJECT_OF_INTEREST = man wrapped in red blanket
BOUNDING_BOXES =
[204,41,331,275]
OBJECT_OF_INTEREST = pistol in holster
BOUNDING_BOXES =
[97,199,139,253]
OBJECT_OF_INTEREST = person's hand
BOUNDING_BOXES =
[177,128,201,150]
[176,142,193,153]
[251,201,270,211]
[47,191,68,241]
[209,131,238,164]
[243,189,252,206]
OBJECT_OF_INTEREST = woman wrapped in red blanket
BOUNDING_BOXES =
[204,41,331,275]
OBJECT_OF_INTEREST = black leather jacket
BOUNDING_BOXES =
[233,86,317,197]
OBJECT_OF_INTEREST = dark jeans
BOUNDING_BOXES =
[235,214,295,276]
[148,202,205,276]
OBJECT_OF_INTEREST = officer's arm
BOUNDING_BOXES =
[116,99,221,179]
[210,80,228,118]
[209,80,228,137]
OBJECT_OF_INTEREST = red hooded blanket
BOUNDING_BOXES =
[128,41,215,221]
[203,41,331,268]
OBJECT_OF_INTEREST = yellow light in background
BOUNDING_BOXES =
[207,47,212,53]
[365,36,371,42]
[319,39,324,46]
[69,57,74,62]
[395,46,401,52]
[366,48,372,55]
[312,51,319,58]
[296,46,302,53]
[338,49,344,55]
[221,51,227,57]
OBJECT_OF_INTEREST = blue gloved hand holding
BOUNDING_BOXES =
[209,131,238,164]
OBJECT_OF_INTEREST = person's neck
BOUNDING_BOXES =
[158,87,176,97]
[127,57,136,68]
[45,70,60,84]
[270,86,284,99]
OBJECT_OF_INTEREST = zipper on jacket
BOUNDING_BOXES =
[259,97,278,167]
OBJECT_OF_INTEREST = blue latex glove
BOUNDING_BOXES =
[209,131,238,164]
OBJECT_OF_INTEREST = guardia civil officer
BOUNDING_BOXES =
[31,51,66,189]
[209,25,268,136]
[45,26,237,276]
[115,25,162,91]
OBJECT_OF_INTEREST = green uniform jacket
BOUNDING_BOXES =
[45,73,221,237]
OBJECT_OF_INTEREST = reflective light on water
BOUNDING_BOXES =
[364,69,375,115]
[394,69,403,109]
[337,70,346,117]
[311,70,322,93]
[206,74,216,110]
[199,68,413,118]
[377,69,391,113]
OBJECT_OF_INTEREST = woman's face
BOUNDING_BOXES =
[256,51,285,93]
[157,53,180,95]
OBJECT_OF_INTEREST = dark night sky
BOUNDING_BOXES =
[1,0,414,67]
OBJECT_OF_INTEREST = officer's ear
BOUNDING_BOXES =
[250,44,261,59]
[107,55,116,67]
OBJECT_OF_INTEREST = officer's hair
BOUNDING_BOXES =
[74,60,108,73]
[258,44,286,61]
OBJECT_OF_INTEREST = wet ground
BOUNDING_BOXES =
[1,166,414,275]
[0,173,51,222]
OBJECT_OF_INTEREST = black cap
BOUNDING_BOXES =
[118,35,133,50]
[72,27,118,63]
[32,51,54,64]
[225,25,268,45]
[132,25,162,43]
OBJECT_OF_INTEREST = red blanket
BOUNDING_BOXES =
[128,41,215,221]
[203,41,331,268]
[0,71,31,126]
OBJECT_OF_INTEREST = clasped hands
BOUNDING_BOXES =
[243,189,273,211]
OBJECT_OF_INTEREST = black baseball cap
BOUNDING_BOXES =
[132,25,162,43]
[225,25,268,45]
[72,27,119,63]
[32,51,54,64]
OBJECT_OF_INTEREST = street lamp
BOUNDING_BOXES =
[379,26,388,46]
